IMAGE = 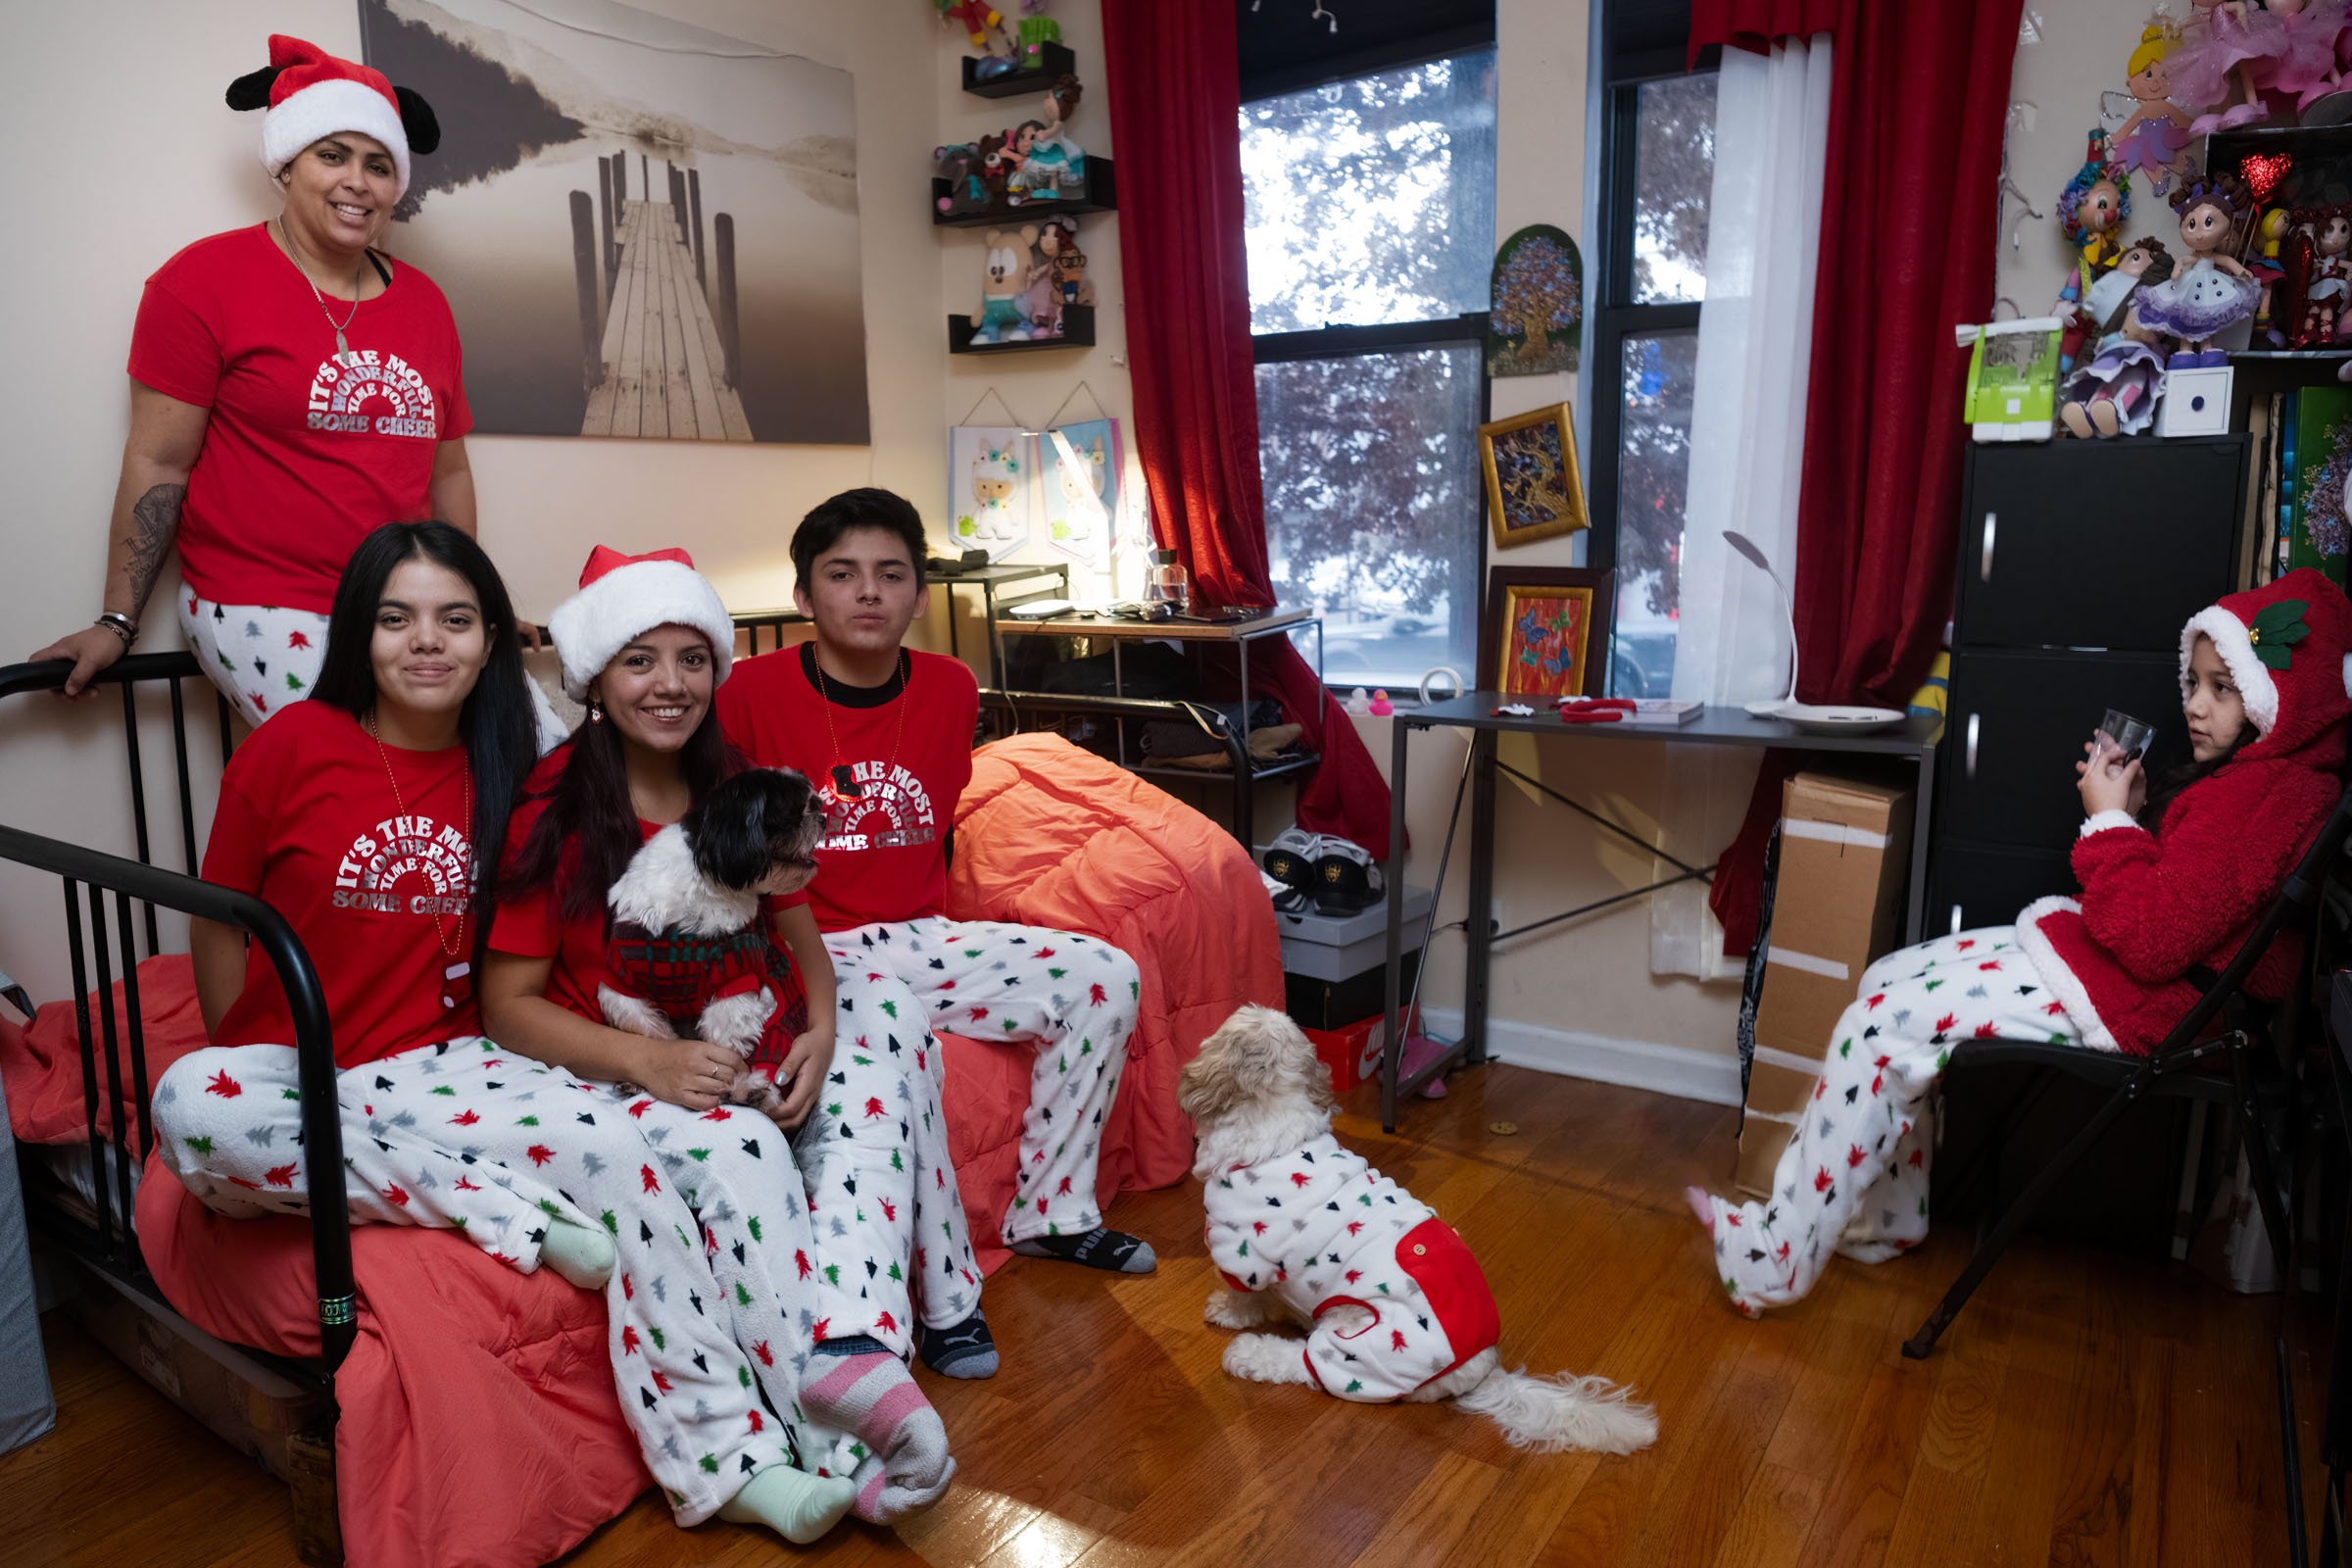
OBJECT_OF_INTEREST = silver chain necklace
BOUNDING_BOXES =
[275,218,366,367]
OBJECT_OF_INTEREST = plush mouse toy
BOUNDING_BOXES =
[971,225,1041,343]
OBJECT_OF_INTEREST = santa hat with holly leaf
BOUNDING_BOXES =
[548,546,738,701]
[2179,566,2352,760]
[225,35,440,199]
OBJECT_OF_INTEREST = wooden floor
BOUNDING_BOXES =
[580,198,751,441]
[6,1065,2327,1566]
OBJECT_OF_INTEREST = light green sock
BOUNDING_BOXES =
[718,1465,858,1544]
[539,1218,615,1290]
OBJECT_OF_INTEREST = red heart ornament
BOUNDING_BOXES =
[2240,151,2294,205]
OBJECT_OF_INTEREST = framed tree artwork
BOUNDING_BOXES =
[1478,403,1588,550]
[1480,565,1613,699]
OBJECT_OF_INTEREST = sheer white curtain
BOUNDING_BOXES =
[1651,34,1833,978]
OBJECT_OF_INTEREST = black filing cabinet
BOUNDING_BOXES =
[1928,436,2249,934]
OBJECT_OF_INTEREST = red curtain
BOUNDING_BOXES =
[1687,0,1840,68]
[1102,0,1394,854]
[1695,0,2025,952]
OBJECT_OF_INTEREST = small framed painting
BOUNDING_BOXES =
[1480,566,1613,699]
[1478,403,1589,550]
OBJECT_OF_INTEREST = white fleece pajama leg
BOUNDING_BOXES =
[794,956,978,1345]
[835,916,1138,1247]
[176,593,330,731]
[154,1038,797,1523]
[1697,926,2087,1314]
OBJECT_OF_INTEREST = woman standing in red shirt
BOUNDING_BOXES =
[150,522,858,1544]
[31,37,476,729]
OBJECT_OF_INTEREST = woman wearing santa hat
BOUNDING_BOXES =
[482,546,970,1526]
[29,34,475,729]
[1689,569,2352,1317]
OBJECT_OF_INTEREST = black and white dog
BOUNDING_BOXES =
[599,767,828,1123]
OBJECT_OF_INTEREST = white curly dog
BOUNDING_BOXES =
[1177,1005,1657,1454]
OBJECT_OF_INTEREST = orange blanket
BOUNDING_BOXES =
[16,733,1280,1567]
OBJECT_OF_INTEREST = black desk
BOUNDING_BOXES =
[1378,695,1944,1130]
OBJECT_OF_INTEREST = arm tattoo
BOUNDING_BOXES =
[121,482,185,616]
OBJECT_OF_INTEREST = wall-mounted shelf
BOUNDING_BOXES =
[961,43,1077,97]
[950,304,1094,354]
[934,158,1116,227]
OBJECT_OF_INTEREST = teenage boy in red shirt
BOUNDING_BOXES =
[716,490,1155,1353]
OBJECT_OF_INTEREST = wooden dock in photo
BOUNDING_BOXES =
[580,195,751,441]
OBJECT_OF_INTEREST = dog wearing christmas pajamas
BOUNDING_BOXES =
[600,767,826,1125]
[1177,1006,1657,1453]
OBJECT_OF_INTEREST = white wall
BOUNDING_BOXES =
[0,0,1749,1102]
[0,0,949,1001]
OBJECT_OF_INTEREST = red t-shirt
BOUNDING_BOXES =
[202,702,481,1067]
[129,224,473,613]
[716,647,976,934]
[489,748,808,1022]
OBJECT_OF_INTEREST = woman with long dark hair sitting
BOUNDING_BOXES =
[151,521,858,1544]
[480,547,958,1525]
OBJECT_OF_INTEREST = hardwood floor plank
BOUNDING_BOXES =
[5,1066,2323,1568]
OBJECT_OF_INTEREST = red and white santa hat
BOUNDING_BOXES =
[548,546,737,701]
[2179,566,2352,754]
[225,35,440,198]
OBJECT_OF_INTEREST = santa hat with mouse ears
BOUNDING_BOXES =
[225,35,440,199]
[548,546,738,702]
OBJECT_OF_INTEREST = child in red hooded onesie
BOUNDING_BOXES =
[1689,568,2352,1315]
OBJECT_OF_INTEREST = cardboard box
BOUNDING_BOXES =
[1737,769,1916,1198]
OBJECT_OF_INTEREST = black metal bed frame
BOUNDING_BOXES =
[2,653,352,1560]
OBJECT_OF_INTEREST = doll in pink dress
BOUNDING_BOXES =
[2256,0,2352,116]
[2172,1,2275,131]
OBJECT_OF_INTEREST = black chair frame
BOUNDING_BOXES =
[1898,779,2352,1568]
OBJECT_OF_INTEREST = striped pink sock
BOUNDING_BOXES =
[804,1337,953,1521]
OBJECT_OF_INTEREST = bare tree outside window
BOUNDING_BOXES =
[1242,51,1497,687]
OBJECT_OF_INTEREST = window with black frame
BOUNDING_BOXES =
[1591,5,1717,697]
[1240,23,1497,690]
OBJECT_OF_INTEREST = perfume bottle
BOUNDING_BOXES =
[1146,548,1192,614]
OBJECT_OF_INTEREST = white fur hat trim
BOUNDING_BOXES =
[549,557,736,702]
[262,77,413,197]
[2180,605,2279,736]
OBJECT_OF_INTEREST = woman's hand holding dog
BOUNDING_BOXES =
[630,1036,747,1113]
[768,1025,836,1128]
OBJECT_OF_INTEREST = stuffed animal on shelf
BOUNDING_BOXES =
[935,143,991,217]
[1008,75,1087,203]
[1039,218,1095,313]
[971,224,1042,344]
[2135,172,2261,365]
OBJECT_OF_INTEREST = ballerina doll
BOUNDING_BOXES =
[2053,135,2132,371]
[2135,173,2263,366]
[2172,0,2274,132]
[2257,0,2352,120]
[2111,25,2197,190]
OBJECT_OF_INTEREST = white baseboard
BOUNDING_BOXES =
[1421,1008,1742,1107]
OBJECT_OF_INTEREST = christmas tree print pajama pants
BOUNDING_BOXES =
[824,917,1139,1255]
[1697,925,2089,1315]
[786,959,978,1364]
[154,1036,821,1523]
[177,593,329,731]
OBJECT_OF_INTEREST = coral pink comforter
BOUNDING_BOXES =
[6,734,1279,1567]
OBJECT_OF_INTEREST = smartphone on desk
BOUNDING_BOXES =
[1167,606,1258,624]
